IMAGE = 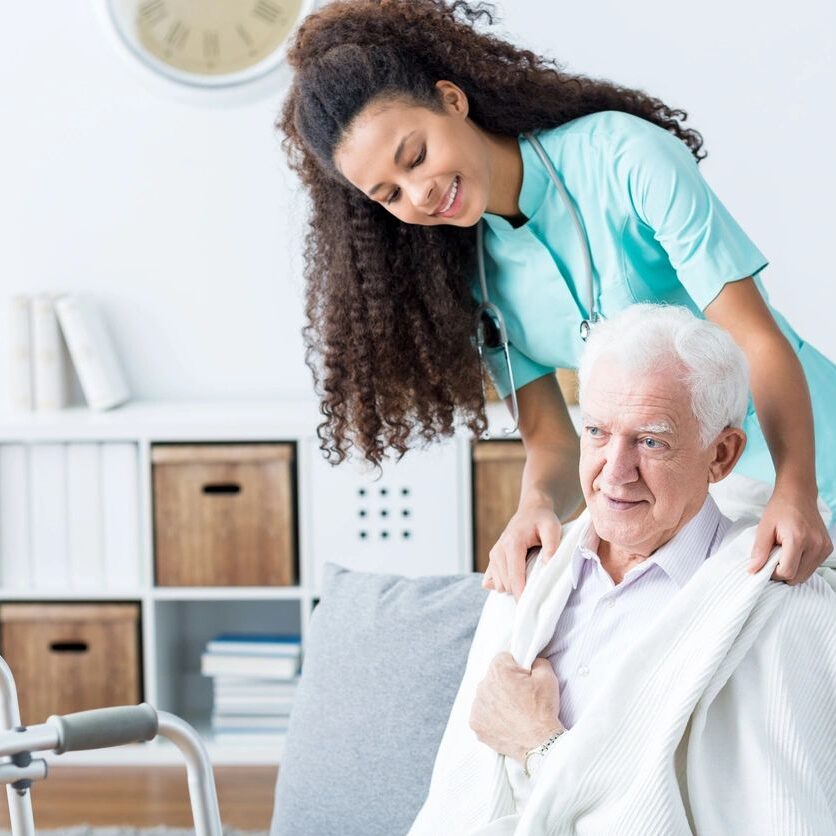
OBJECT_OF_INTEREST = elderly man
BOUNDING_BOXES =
[410,304,836,835]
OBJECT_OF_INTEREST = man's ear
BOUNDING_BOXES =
[435,79,469,117]
[707,426,747,483]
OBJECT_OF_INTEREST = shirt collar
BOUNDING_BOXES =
[570,521,601,589]
[650,495,724,587]
[480,133,550,236]
[570,494,725,589]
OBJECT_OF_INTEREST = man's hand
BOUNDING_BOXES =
[469,653,563,763]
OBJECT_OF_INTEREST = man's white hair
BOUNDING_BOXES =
[577,304,750,446]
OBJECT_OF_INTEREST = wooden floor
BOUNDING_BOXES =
[0,766,277,829]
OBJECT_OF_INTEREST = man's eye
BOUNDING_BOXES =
[641,437,663,449]
[386,187,401,205]
[411,146,426,168]
[586,426,601,437]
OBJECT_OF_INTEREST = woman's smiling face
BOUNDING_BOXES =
[333,81,493,227]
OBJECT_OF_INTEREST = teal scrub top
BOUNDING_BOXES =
[476,110,836,517]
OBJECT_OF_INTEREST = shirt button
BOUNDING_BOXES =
[607,599,616,609]
[578,665,590,677]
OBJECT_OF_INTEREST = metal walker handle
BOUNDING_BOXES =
[1,657,222,836]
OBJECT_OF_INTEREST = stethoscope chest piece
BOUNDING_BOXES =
[579,312,601,342]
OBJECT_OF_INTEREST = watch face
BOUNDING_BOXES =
[526,750,544,778]
[107,0,312,87]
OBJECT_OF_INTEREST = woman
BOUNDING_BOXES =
[279,0,834,596]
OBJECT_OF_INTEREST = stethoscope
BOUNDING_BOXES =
[475,132,601,435]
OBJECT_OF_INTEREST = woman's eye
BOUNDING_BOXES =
[384,147,425,204]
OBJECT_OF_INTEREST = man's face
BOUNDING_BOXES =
[579,358,717,556]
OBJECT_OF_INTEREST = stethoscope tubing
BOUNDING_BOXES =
[476,132,601,340]
[474,131,601,436]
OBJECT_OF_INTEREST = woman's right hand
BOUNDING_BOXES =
[483,501,563,601]
[483,372,580,601]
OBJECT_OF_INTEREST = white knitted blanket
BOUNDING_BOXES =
[409,504,836,835]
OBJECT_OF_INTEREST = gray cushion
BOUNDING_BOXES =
[270,563,488,836]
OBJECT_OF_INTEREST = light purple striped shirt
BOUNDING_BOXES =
[543,494,731,729]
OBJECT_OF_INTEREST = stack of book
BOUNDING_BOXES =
[7,293,130,413]
[201,633,302,745]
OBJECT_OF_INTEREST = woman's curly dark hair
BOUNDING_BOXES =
[278,0,706,466]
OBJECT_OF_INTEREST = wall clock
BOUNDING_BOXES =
[104,0,314,89]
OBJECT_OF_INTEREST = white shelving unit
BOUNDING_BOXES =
[0,399,512,765]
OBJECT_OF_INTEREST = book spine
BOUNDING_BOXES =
[29,443,70,589]
[8,296,33,412]
[213,701,296,715]
[101,443,142,590]
[212,671,301,697]
[213,683,299,696]
[201,654,300,679]
[54,295,130,412]
[0,444,31,590]
[31,294,69,411]
[66,443,105,589]
[212,731,286,744]
[206,643,302,657]
[211,718,291,730]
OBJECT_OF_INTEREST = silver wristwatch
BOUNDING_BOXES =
[523,727,565,779]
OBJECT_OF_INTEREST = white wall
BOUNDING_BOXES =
[0,2,313,406]
[1,0,833,411]
[495,0,836,353]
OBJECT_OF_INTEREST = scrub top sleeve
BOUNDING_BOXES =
[617,124,769,311]
[483,342,555,400]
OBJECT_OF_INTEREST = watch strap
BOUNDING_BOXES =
[523,726,565,779]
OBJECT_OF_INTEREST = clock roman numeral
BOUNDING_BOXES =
[164,20,189,50]
[203,30,220,61]
[236,24,254,46]
[139,0,166,26]
[253,0,280,24]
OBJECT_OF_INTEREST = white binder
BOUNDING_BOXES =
[54,295,130,412]
[0,444,31,590]
[31,294,69,411]
[29,443,70,589]
[8,296,33,413]
[101,443,142,589]
[66,443,105,589]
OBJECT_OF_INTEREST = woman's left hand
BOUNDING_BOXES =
[749,486,833,583]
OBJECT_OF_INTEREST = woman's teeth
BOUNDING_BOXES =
[439,176,459,214]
